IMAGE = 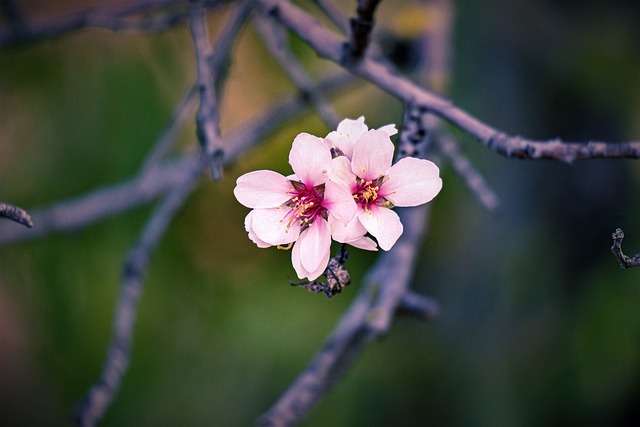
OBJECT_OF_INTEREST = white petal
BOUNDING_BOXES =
[289,133,331,185]
[297,218,332,273]
[351,130,394,181]
[291,237,331,281]
[244,211,272,248]
[347,236,378,251]
[381,157,442,207]
[335,116,368,139]
[358,205,403,251]
[234,170,292,208]
[376,123,398,136]
[329,156,357,191]
[329,214,367,243]
[251,208,300,245]
[323,180,357,224]
[329,215,378,251]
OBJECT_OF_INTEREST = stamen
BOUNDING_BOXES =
[277,243,293,250]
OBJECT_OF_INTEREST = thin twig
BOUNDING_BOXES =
[311,0,349,34]
[0,203,33,228]
[0,73,356,247]
[255,0,640,162]
[254,15,339,128]
[73,152,208,427]
[436,134,500,211]
[611,228,640,269]
[0,0,198,47]
[258,204,433,427]
[140,85,198,174]
[189,0,225,180]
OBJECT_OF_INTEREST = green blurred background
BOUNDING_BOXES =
[1,0,638,426]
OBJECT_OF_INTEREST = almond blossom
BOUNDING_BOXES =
[329,129,442,251]
[234,133,357,280]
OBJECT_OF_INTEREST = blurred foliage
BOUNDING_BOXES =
[1,0,639,426]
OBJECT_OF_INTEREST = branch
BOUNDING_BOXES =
[259,204,433,427]
[346,0,381,61]
[611,228,640,269]
[258,96,438,425]
[189,1,224,180]
[436,133,500,211]
[0,73,356,247]
[0,0,199,47]
[255,0,640,162]
[0,202,33,228]
[74,152,208,427]
[254,15,339,128]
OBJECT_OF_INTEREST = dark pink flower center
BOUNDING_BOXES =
[353,176,385,213]
[283,181,327,231]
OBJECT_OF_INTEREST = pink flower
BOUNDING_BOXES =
[325,116,397,160]
[330,129,442,251]
[234,133,357,280]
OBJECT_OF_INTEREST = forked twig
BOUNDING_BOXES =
[611,228,640,269]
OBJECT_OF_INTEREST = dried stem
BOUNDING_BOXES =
[611,228,640,269]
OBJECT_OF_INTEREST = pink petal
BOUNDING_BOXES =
[234,170,292,208]
[376,123,398,136]
[297,218,332,273]
[351,130,394,181]
[328,156,356,191]
[291,237,331,280]
[289,133,331,185]
[381,157,442,207]
[244,211,272,248]
[329,214,367,243]
[336,116,367,137]
[358,205,403,251]
[329,215,378,251]
[251,207,300,245]
[326,117,368,160]
[348,236,378,251]
[323,180,357,224]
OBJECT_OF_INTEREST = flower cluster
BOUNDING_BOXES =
[234,117,442,280]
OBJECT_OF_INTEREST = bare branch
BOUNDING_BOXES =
[0,0,199,47]
[611,228,640,269]
[74,152,208,427]
[397,290,440,320]
[346,0,381,62]
[436,133,500,211]
[311,0,349,34]
[255,0,640,162]
[189,1,223,180]
[0,203,33,228]
[0,73,355,247]
[254,15,339,128]
[259,203,434,427]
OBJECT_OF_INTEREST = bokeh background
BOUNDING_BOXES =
[1,0,639,426]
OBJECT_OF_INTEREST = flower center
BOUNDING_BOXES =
[353,177,383,214]
[282,181,327,231]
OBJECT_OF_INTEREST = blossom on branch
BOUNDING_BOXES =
[234,133,356,280]
[330,129,442,250]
